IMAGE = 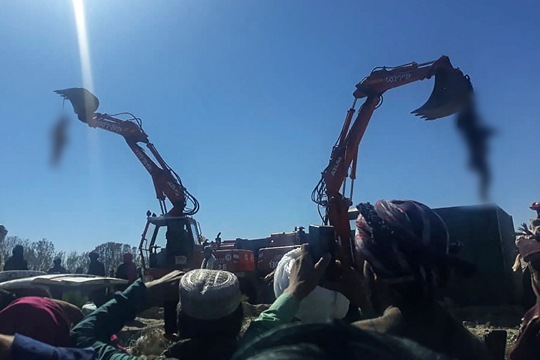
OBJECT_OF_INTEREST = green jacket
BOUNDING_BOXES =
[71,279,150,360]
[241,292,299,345]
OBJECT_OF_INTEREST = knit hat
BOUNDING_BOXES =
[178,269,241,320]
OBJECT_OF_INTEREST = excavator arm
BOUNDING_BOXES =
[312,56,474,265]
[54,88,199,217]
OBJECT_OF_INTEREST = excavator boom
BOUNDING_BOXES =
[54,88,199,217]
[313,56,476,266]
[353,56,472,119]
[54,88,203,273]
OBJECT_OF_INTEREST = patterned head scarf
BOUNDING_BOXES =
[355,200,449,284]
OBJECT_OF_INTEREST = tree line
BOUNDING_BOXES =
[0,235,140,275]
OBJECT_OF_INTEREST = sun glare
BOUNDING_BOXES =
[72,0,102,197]
[72,0,94,91]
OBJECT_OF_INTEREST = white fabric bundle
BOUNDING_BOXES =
[273,248,349,324]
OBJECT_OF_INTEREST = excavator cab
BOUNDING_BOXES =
[139,215,202,280]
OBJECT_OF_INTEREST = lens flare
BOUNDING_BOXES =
[72,0,94,91]
[72,0,102,198]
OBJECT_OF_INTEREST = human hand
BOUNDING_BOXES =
[321,260,369,308]
[263,270,275,283]
[145,270,184,306]
[284,244,331,301]
[320,242,369,308]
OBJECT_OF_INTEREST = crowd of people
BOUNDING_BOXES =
[0,199,539,359]
[1,249,138,284]
[1,246,140,304]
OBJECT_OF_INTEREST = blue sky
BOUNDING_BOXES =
[1,0,539,252]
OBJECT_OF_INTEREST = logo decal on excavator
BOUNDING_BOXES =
[167,182,182,197]
[100,121,124,134]
[133,148,154,172]
[385,72,412,83]
[330,156,342,177]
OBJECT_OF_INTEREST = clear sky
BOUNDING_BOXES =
[1,0,539,252]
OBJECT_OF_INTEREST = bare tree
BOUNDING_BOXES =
[0,225,7,266]
[92,242,140,276]
[65,251,89,273]
[0,236,139,276]
[28,239,56,272]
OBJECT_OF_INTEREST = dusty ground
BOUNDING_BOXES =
[117,303,270,357]
[452,306,523,359]
[118,304,524,358]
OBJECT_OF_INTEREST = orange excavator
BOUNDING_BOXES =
[54,55,485,299]
[54,88,203,278]
[312,55,486,267]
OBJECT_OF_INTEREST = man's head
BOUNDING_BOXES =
[53,258,61,265]
[12,245,23,257]
[0,297,72,347]
[530,202,540,217]
[355,200,450,309]
[88,252,99,260]
[123,253,133,263]
[177,269,242,339]
[530,202,540,211]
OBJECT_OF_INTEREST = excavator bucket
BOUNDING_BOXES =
[411,68,473,120]
[54,88,99,123]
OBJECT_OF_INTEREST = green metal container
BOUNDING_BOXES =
[434,204,519,306]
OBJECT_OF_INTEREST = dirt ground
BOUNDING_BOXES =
[452,306,523,359]
[118,304,524,359]
[117,303,271,357]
